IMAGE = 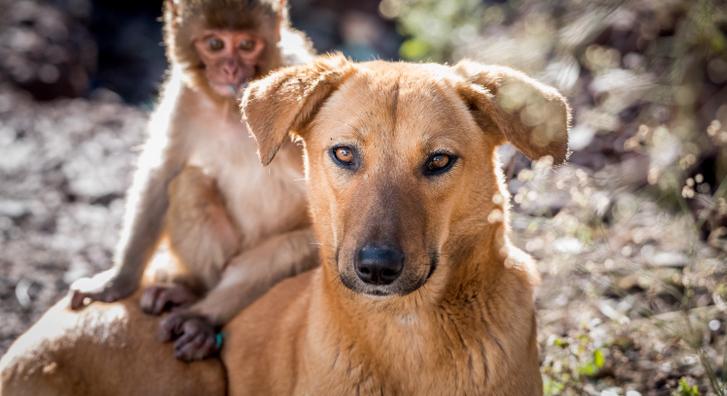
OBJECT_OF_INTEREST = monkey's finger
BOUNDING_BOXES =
[187,336,215,360]
[191,335,216,361]
[168,286,195,307]
[158,314,184,342]
[151,288,172,315]
[69,290,88,310]
[144,286,174,315]
[174,326,200,351]
[175,333,206,361]
[140,287,161,314]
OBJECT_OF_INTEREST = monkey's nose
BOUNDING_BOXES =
[354,245,404,285]
[221,61,240,79]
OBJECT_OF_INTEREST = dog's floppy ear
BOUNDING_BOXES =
[453,60,571,165]
[241,53,355,165]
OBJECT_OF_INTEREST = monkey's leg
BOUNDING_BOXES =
[142,166,240,316]
[159,228,319,361]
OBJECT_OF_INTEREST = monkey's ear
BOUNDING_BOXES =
[278,0,288,20]
[242,53,354,165]
[165,0,181,20]
[453,60,571,165]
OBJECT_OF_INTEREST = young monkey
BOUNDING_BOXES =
[69,0,318,361]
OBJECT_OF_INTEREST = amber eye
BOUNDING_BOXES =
[207,37,224,52]
[334,147,354,163]
[238,39,256,51]
[329,146,358,170]
[423,153,457,176]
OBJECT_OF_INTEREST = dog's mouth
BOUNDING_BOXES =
[338,253,439,298]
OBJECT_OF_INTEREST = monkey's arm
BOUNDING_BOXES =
[170,227,318,325]
[70,127,186,309]
[157,227,318,361]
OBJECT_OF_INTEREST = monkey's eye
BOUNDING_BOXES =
[238,39,256,52]
[329,146,358,170]
[423,153,457,176]
[207,37,224,52]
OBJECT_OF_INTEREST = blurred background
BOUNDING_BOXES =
[0,0,725,394]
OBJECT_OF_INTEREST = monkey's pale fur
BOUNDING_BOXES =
[69,0,317,333]
[143,66,315,323]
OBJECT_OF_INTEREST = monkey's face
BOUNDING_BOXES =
[194,30,266,98]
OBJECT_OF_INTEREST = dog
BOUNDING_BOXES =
[0,54,569,395]
[222,54,570,395]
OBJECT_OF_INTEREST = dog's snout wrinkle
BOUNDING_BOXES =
[355,245,405,285]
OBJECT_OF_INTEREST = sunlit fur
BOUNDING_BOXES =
[0,293,225,396]
[222,54,571,395]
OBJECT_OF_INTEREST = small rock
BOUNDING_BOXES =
[0,199,30,219]
[553,237,584,254]
[648,251,688,268]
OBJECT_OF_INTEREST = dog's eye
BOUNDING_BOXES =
[330,146,358,170]
[334,147,353,163]
[423,153,457,176]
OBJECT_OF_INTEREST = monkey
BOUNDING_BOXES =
[68,0,318,361]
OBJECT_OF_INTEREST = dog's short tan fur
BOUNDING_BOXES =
[222,55,570,395]
[0,292,225,396]
[0,55,568,395]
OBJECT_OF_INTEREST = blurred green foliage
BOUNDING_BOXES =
[675,377,701,396]
[542,329,609,395]
[383,0,727,243]
[381,0,484,61]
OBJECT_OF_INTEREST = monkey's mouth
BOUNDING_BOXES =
[210,81,249,98]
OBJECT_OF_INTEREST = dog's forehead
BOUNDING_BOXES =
[357,61,458,93]
[314,62,472,142]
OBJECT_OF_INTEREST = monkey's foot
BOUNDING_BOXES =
[159,312,219,361]
[140,284,197,315]
[69,270,137,310]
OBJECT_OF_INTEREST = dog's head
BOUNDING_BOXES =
[242,54,570,299]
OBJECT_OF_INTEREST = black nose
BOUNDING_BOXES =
[355,245,405,285]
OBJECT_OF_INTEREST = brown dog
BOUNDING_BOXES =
[222,54,570,394]
[0,55,568,395]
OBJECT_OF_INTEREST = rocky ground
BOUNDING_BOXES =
[0,83,725,395]
[0,85,146,352]
[513,161,727,394]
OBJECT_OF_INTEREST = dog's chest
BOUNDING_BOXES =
[300,308,540,396]
[305,350,488,396]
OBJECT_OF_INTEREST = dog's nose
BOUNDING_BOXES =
[355,245,404,285]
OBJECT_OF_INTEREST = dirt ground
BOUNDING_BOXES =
[0,84,725,395]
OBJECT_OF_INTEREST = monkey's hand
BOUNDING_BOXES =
[159,311,219,361]
[69,269,138,310]
[140,284,197,315]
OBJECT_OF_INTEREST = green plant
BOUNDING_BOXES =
[674,377,700,396]
[541,330,609,395]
